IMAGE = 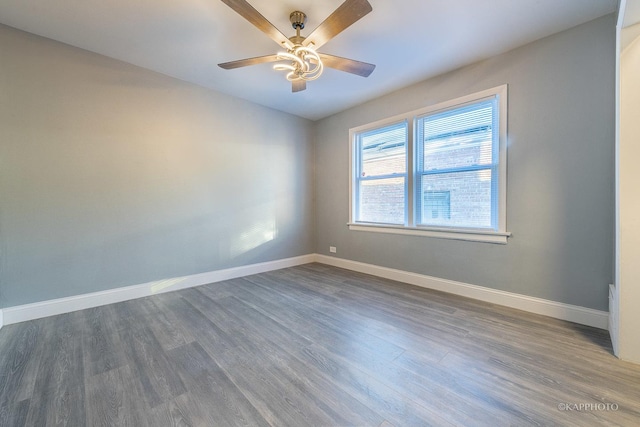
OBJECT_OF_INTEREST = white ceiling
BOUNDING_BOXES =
[0,0,617,120]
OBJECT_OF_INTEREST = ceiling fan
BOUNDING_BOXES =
[218,0,376,92]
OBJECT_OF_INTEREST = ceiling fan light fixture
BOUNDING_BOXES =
[274,45,324,82]
[218,0,375,92]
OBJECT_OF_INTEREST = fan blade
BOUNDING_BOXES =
[303,0,372,49]
[318,53,375,77]
[292,79,306,92]
[220,0,293,49]
[218,54,281,69]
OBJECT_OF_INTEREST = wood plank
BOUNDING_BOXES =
[0,398,29,427]
[0,321,42,407]
[25,312,86,426]
[118,322,187,409]
[85,365,149,427]
[81,306,127,376]
[135,297,197,351]
[164,342,270,426]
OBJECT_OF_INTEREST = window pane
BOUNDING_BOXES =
[419,170,493,228]
[419,102,495,171]
[358,177,405,224]
[360,122,406,177]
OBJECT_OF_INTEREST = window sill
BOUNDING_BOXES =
[347,223,511,244]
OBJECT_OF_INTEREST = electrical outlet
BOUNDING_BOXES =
[329,246,337,253]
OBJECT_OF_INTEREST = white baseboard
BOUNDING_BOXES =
[314,255,609,330]
[1,254,315,326]
[1,253,608,330]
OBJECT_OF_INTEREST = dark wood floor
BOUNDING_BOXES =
[1,263,639,426]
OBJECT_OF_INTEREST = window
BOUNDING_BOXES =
[354,122,407,225]
[349,85,509,244]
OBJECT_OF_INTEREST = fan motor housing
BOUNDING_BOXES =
[290,11,307,29]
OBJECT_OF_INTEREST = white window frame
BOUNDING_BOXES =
[348,85,510,244]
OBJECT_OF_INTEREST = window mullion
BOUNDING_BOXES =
[407,118,414,227]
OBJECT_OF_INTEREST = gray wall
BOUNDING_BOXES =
[314,15,616,311]
[0,24,315,308]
